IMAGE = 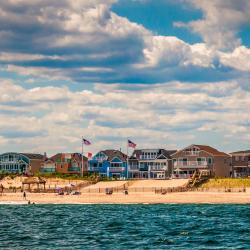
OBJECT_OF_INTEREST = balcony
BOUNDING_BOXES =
[174,161,209,169]
[139,156,156,160]
[109,167,125,172]
[150,167,167,171]
[129,166,139,171]
[68,167,80,172]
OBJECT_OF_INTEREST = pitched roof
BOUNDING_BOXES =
[21,153,44,160]
[101,149,127,162]
[129,149,177,160]
[193,145,229,156]
[230,150,250,155]
[49,153,87,162]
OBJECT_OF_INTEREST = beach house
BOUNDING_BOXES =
[0,152,44,174]
[230,150,250,177]
[128,149,177,179]
[171,144,231,178]
[88,150,127,179]
[40,153,88,175]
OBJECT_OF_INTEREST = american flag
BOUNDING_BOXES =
[82,138,91,145]
[128,139,136,148]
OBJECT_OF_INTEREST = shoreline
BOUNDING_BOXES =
[1,191,250,205]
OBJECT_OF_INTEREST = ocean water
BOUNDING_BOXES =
[0,204,249,250]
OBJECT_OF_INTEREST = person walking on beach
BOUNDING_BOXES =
[23,191,26,200]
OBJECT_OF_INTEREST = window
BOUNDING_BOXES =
[208,158,213,164]
[9,155,14,162]
[241,156,245,161]
[235,156,239,161]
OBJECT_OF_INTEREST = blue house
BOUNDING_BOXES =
[88,150,128,179]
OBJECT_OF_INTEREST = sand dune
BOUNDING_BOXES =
[128,179,188,188]
[0,176,88,189]
[82,181,128,190]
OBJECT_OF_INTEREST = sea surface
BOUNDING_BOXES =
[0,204,249,249]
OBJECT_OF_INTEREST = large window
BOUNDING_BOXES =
[207,158,213,164]
[110,163,122,168]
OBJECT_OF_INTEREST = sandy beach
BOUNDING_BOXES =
[1,191,250,204]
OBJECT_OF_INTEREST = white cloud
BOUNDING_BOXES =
[0,79,249,153]
[219,46,250,71]
[176,0,250,50]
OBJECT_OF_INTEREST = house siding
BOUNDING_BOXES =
[171,145,231,178]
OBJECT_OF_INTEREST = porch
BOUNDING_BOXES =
[174,160,209,168]
[233,166,250,178]
[172,169,195,179]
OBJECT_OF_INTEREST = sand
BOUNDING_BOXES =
[1,179,249,204]
[1,191,250,204]
[82,181,128,190]
[128,179,188,188]
[0,176,88,189]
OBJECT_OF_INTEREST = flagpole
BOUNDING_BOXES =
[81,136,84,177]
[126,138,129,179]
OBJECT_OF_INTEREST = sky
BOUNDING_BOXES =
[0,0,250,155]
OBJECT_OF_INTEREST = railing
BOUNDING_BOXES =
[128,166,139,171]
[174,161,209,168]
[150,167,167,171]
[40,168,56,173]
[68,167,80,172]
[139,156,156,160]
[109,167,125,172]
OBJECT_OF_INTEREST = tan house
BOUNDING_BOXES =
[230,150,250,177]
[171,144,231,178]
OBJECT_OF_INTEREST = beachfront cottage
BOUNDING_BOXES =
[0,152,44,174]
[171,144,231,178]
[128,149,177,179]
[40,153,88,175]
[88,150,127,179]
[230,150,250,177]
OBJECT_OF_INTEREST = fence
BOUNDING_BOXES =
[1,186,248,194]
[80,186,189,194]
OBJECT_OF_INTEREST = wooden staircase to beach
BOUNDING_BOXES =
[187,170,210,188]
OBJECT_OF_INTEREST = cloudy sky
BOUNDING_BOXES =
[0,0,250,155]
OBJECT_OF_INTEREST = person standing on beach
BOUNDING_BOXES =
[23,191,26,200]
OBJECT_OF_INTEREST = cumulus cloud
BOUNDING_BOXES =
[0,0,249,85]
[176,0,250,50]
[0,1,249,153]
[0,79,249,153]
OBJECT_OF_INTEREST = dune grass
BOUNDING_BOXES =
[201,178,250,188]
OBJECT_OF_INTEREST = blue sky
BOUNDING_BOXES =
[0,0,250,155]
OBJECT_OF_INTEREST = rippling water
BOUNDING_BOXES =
[0,204,250,249]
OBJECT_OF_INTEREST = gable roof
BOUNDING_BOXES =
[50,153,87,162]
[171,144,229,157]
[193,145,229,156]
[21,153,44,160]
[230,150,250,155]
[130,149,177,160]
[100,150,127,162]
